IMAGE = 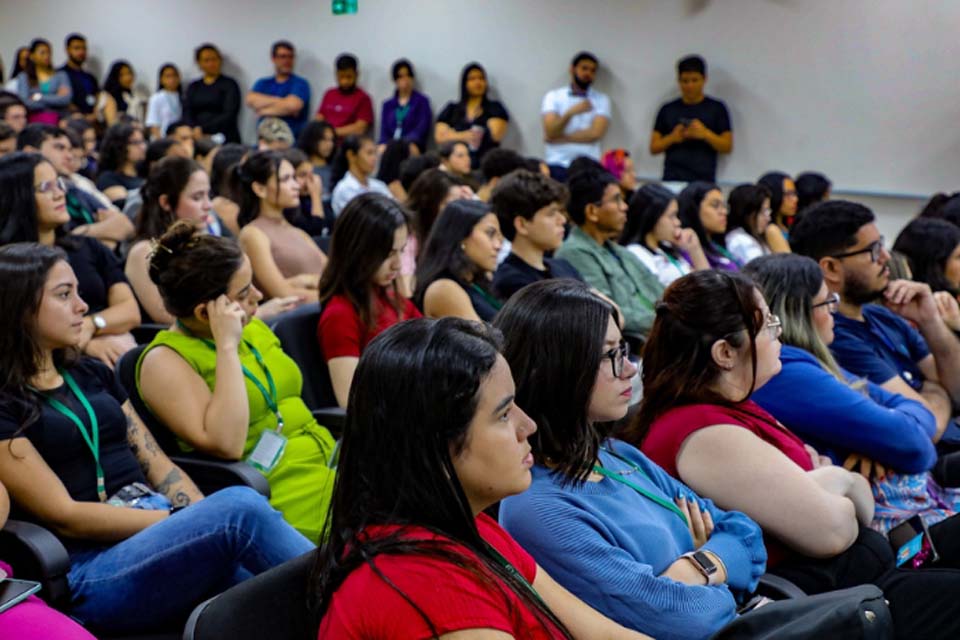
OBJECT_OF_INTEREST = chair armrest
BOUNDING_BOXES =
[755,573,807,600]
[0,519,71,607]
[131,323,168,344]
[312,407,346,437]
[173,456,271,499]
[183,595,218,640]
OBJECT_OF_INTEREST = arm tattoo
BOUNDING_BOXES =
[155,467,182,495]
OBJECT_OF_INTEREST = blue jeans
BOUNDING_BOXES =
[67,486,314,633]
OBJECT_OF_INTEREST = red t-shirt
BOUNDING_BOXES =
[317,87,375,129]
[641,400,813,565]
[318,291,421,360]
[318,513,564,639]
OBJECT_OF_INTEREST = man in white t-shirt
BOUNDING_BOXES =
[541,51,611,181]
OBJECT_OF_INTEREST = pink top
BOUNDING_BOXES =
[248,216,326,279]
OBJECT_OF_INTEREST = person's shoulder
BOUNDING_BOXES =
[704,95,729,108]
[251,76,273,90]
[658,97,684,110]
[321,294,360,321]
[70,356,117,389]
[862,303,908,327]
[778,343,821,365]
[544,256,581,278]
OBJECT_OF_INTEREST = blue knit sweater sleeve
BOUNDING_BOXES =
[752,346,937,473]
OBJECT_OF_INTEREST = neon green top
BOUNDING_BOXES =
[136,317,335,542]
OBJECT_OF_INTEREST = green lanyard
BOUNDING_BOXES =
[393,103,411,140]
[470,284,503,311]
[661,249,685,273]
[710,242,743,268]
[593,448,688,525]
[485,542,546,607]
[37,370,107,501]
[177,321,283,431]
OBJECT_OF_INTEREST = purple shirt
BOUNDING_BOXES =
[378,90,432,152]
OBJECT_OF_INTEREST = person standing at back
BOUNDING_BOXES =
[246,41,311,139]
[541,51,611,183]
[59,34,98,122]
[649,55,732,183]
[315,53,374,138]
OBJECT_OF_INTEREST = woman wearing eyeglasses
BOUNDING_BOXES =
[677,181,740,271]
[745,254,960,534]
[495,279,766,640]
[626,269,960,639]
[0,152,140,367]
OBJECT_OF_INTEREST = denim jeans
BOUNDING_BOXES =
[66,486,314,633]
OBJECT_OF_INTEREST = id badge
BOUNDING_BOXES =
[248,430,287,473]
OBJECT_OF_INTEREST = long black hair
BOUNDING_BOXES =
[405,168,463,243]
[103,60,133,111]
[230,150,285,227]
[893,217,960,296]
[318,193,411,328]
[726,183,770,241]
[329,134,371,189]
[210,142,247,199]
[414,199,496,309]
[0,152,74,249]
[296,120,337,164]
[621,183,680,257]
[99,123,137,173]
[376,139,412,185]
[135,156,204,241]
[677,181,723,252]
[494,279,618,483]
[450,62,491,121]
[310,317,571,637]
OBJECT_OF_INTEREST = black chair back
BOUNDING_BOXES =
[183,551,316,640]
[116,344,183,454]
[270,303,338,411]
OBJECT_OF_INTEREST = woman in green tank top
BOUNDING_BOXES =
[136,221,335,541]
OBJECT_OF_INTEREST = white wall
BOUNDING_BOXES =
[0,0,951,238]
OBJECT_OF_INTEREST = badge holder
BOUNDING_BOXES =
[248,414,287,473]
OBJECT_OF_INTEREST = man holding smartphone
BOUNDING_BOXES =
[650,55,733,183]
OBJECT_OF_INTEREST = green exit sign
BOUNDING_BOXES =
[332,0,358,14]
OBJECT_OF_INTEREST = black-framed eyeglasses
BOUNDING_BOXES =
[812,292,840,313]
[603,340,631,378]
[829,237,885,263]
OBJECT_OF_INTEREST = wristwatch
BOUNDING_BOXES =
[92,314,107,334]
[682,550,719,585]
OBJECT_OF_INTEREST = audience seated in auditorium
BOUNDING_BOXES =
[601,148,638,203]
[95,122,146,207]
[795,171,831,215]
[138,222,337,541]
[59,34,99,121]
[311,316,650,639]
[183,43,242,144]
[0,122,15,157]
[492,169,581,300]
[145,64,182,141]
[758,170,799,238]
[375,138,415,201]
[282,147,328,237]
[329,134,393,216]
[541,51,610,181]
[165,119,195,158]
[246,40,310,138]
[209,142,248,235]
[650,55,732,183]
[398,151,441,192]
[0,153,139,366]
[724,182,787,265]
[791,201,960,449]
[621,183,709,287]
[414,199,503,321]
[121,136,192,222]
[64,118,97,177]
[378,58,431,154]
[497,280,765,640]
[0,92,28,132]
[0,242,312,634]
[15,39,72,124]
[256,116,293,151]
[193,135,219,173]
[235,150,326,302]
[627,269,960,639]
[476,147,525,202]
[97,60,145,126]
[315,53,373,138]
[556,168,663,335]
[746,253,960,534]
[18,124,133,247]
[317,194,421,407]
[296,120,336,211]
[435,62,509,169]
[678,181,740,271]
[893,218,960,324]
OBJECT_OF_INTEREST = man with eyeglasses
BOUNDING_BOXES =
[791,200,960,456]
[555,167,663,336]
[17,123,132,249]
[246,40,311,138]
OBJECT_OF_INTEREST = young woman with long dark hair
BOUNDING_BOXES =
[626,269,960,638]
[0,242,312,634]
[15,38,72,124]
[95,122,146,206]
[758,171,799,239]
[435,62,510,168]
[495,279,766,640]
[677,181,739,271]
[317,193,421,407]
[724,183,787,265]
[311,316,650,639]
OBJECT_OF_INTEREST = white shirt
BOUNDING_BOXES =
[725,228,770,266]
[627,243,691,287]
[541,86,611,167]
[145,90,182,134]
[331,171,394,216]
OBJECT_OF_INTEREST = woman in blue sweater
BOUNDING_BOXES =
[745,254,960,532]
[494,279,766,640]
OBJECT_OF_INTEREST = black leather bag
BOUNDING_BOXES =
[711,584,892,640]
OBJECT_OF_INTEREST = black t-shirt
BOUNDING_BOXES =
[96,170,144,193]
[493,253,584,300]
[0,359,145,506]
[184,75,242,143]
[653,96,731,182]
[64,236,128,313]
[436,99,510,168]
[59,65,99,114]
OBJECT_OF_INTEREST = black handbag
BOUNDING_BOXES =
[711,584,892,640]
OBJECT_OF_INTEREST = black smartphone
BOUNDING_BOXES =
[889,514,939,568]
[0,577,42,614]
[679,117,693,126]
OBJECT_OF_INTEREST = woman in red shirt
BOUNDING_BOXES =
[312,317,650,639]
[317,193,422,407]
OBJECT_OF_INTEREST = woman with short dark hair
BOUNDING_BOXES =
[183,43,241,144]
[378,58,432,154]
